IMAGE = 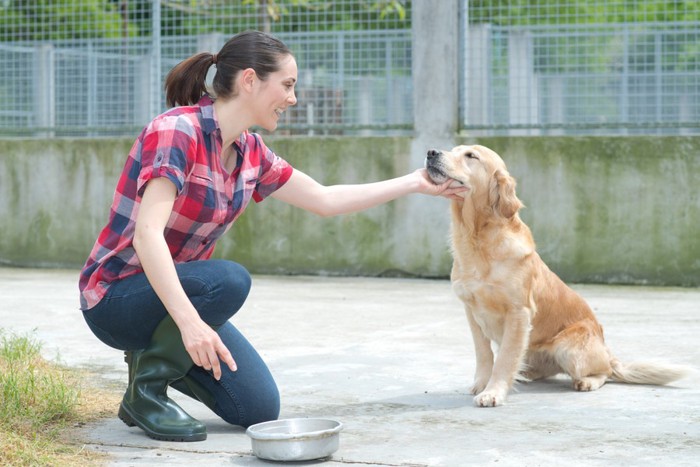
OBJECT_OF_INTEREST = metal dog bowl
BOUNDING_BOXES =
[246,418,343,461]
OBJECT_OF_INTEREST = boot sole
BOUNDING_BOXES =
[118,403,207,442]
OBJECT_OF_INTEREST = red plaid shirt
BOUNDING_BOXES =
[79,95,293,310]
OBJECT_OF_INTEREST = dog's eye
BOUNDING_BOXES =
[464,152,478,160]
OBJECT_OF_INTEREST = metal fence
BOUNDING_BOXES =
[462,0,700,134]
[1,1,698,137]
[0,0,412,137]
[463,1,700,135]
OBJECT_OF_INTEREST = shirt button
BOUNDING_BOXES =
[227,200,232,206]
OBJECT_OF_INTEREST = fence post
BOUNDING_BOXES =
[620,27,629,134]
[151,0,162,120]
[508,30,539,135]
[136,54,152,127]
[87,41,97,136]
[197,32,223,102]
[546,76,565,135]
[466,23,493,130]
[358,78,372,136]
[655,31,662,133]
[403,0,459,271]
[197,33,221,54]
[411,0,459,148]
[34,44,55,137]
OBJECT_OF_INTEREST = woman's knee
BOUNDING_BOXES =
[244,382,280,427]
[179,260,251,323]
[219,260,252,303]
[205,260,251,309]
[219,380,280,428]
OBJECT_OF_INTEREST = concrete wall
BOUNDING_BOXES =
[1,136,698,286]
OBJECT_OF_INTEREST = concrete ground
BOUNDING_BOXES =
[1,267,699,466]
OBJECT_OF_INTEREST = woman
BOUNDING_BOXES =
[79,30,464,442]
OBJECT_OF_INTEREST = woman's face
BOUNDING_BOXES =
[252,55,298,131]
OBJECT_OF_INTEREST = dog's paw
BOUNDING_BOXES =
[573,374,607,392]
[473,390,506,407]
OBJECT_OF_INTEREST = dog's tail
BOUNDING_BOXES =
[610,357,692,385]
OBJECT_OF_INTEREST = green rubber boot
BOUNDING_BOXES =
[125,342,218,417]
[170,376,217,413]
[118,316,207,442]
[169,323,221,413]
[126,351,218,415]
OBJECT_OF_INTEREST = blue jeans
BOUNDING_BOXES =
[82,259,280,428]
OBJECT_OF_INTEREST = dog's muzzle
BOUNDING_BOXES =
[425,149,449,184]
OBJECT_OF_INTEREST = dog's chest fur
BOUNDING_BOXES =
[451,256,527,345]
[450,217,536,345]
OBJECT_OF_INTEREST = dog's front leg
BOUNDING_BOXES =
[474,308,531,407]
[465,308,493,395]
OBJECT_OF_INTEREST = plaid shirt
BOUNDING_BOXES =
[79,95,293,310]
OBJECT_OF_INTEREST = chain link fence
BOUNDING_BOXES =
[1,1,698,137]
[463,1,700,135]
[0,0,412,137]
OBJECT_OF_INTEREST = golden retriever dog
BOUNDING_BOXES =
[425,144,690,407]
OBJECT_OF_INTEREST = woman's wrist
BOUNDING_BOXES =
[410,168,434,195]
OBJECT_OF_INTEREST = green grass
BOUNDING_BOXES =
[0,329,115,466]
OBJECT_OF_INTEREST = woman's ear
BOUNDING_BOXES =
[489,169,523,218]
[238,68,257,93]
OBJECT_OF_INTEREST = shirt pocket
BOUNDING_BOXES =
[179,171,223,224]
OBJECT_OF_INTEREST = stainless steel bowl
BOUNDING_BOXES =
[246,418,343,461]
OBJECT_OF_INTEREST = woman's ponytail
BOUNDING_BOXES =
[164,52,216,107]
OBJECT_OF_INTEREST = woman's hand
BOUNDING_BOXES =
[412,168,468,200]
[179,318,237,380]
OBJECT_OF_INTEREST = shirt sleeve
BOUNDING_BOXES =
[136,116,194,197]
[251,134,294,202]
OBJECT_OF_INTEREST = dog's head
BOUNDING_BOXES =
[425,145,523,218]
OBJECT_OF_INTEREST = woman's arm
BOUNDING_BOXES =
[133,177,236,379]
[270,168,464,217]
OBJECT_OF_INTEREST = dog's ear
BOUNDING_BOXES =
[489,169,523,218]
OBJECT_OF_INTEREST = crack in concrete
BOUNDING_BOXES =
[335,460,427,467]
[82,441,428,466]
[81,440,248,456]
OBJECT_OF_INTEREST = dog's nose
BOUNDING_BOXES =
[427,149,440,160]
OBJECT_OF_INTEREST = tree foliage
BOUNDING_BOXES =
[469,0,700,26]
[0,0,133,41]
[3,1,699,42]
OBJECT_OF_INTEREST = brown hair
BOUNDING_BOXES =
[164,30,293,107]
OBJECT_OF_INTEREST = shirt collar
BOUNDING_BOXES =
[198,94,248,148]
[198,94,218,135]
